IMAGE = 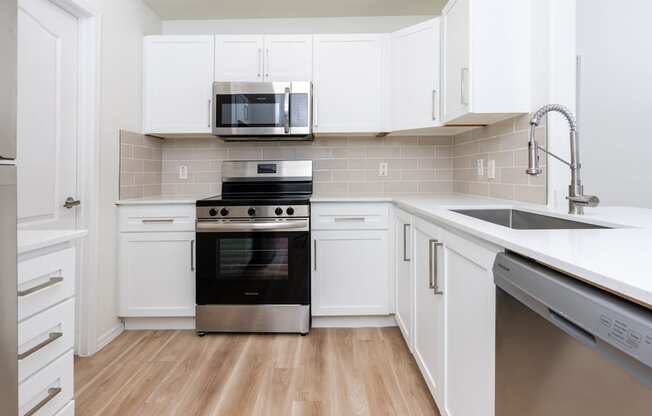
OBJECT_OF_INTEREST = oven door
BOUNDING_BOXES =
[212,81,311,136]
[195,219,310,305]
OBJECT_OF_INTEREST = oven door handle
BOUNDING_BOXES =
[196,219,309,233]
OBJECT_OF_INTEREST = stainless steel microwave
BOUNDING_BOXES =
[212,81,313,140]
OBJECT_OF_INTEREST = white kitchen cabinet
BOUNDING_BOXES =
[413,216,446,409]
[312,34,389,133]
[311,229,390,316]
[441,0,531,125]
[440,227,499,416]
[263,35,313,81]
[214,35,264,82]
[143,36,215,134]
[118,231,195,317]
[391,18,441,131]
[394,208,414,350]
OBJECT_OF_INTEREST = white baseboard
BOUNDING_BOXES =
[124,317,196,330]
[312,315,397,328]
[94,322,125,354]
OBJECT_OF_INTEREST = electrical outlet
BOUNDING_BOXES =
[487,159,496,179]
[378,162,389,177]
[475,159,484,177]
[179,165,188,180]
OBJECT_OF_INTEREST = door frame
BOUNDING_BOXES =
[42,0,100,356]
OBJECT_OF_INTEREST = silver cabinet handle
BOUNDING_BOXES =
[428,239,444,295]
[334,217,366,222]
[257,48,262,78]
[313,240,317,271]
[403,223,410,262]
[461,67,469,106]
[283,87,290,134]
[207,99,212,128]
[25,387,62,416]
[63,197,80,209]
[432,90,438,121]
[142,218,174,223]
[18,332,63,360]
[18,277,63,297]
[266,48,270,79]
[190,240,195,271]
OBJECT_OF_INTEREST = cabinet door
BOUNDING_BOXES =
[143,36,214,134]
[214,35,264,82]
[263,35,313,82]
[119,232,195,317]
[395,210,414,349]
[441,228,497,416]
[313,34,385,133]
[312,230,389,315]
[413,218,445,408]
[442,0,470,122]
[391,18,441,130]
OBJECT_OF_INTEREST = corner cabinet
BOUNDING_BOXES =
[391,18,441,130]
[441,0,531,125]
[312,34,390,133]
[394,208,414,350]
[118,204,196,319]
[143,36,215,134]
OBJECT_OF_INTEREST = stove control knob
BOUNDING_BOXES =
[286,207,295,216]
[209,208,218,217]
[219,208,230,216]
[275,207,283,216]
[248,207,256,217]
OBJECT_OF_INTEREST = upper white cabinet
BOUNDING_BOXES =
[313,34,389,133]
[391,18,441,130]
[263,35,313,81]
[143,36,215,134]
[214,35,312,82]
[214,35,264,82]
[441,0,531,125]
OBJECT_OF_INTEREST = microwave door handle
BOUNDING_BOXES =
[283,87,290,134]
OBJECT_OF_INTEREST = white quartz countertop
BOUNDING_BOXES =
[115,195,209,205]
[18,229,88,254]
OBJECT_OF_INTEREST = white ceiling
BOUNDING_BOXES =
[143,0,445,20]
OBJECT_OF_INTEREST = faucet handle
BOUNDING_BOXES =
[567,194,600,207]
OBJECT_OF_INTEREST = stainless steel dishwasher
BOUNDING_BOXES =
[493,252,652,416]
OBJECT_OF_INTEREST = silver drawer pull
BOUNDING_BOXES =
[25,387,62,416]
[18,277,63,297]
[18,332,63,360]
[334,217,366,222]
[141,218,174,223]
[428,239,444,295]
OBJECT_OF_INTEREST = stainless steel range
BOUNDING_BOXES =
[195,160,312,335]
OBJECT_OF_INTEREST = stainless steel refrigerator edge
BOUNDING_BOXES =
[1,0,18,414]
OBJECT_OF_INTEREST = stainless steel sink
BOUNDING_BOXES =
[450,209,611,230]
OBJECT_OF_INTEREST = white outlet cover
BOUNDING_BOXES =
[487,159,496,179]
[475,159,484,176]
[179,165,188,180]
[378,162,389,177]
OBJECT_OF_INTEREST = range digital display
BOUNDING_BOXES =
[257,164,277,174]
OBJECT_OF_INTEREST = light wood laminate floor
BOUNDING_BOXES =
[74,327,440,416]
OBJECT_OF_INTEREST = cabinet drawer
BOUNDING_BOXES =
[119,204,196,232]
[311,203,390,230]
[18,298,74,382]
[19,350,74,416]
[18,248,75,321]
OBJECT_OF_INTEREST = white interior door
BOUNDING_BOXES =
[17,0,79,229]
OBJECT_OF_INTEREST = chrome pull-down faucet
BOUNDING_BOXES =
[526,104,599,215]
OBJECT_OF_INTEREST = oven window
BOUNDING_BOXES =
[219,236,289,280]
[216,94,284,128]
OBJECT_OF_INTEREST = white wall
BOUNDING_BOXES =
[86,0,161,346]
[162,15,433,34]
[577,0,652,208]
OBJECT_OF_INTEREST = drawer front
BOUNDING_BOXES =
[54,401,74,416]
[119,204,196,232]
[311,203,390,230]
[19,350,74,416]
[18,248,75,321]
[18,298,75,382]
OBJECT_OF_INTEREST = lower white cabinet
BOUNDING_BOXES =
[118,231,195,317]
[394,208,414,350]
[311,229,390,315]
[413,217,446,408]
